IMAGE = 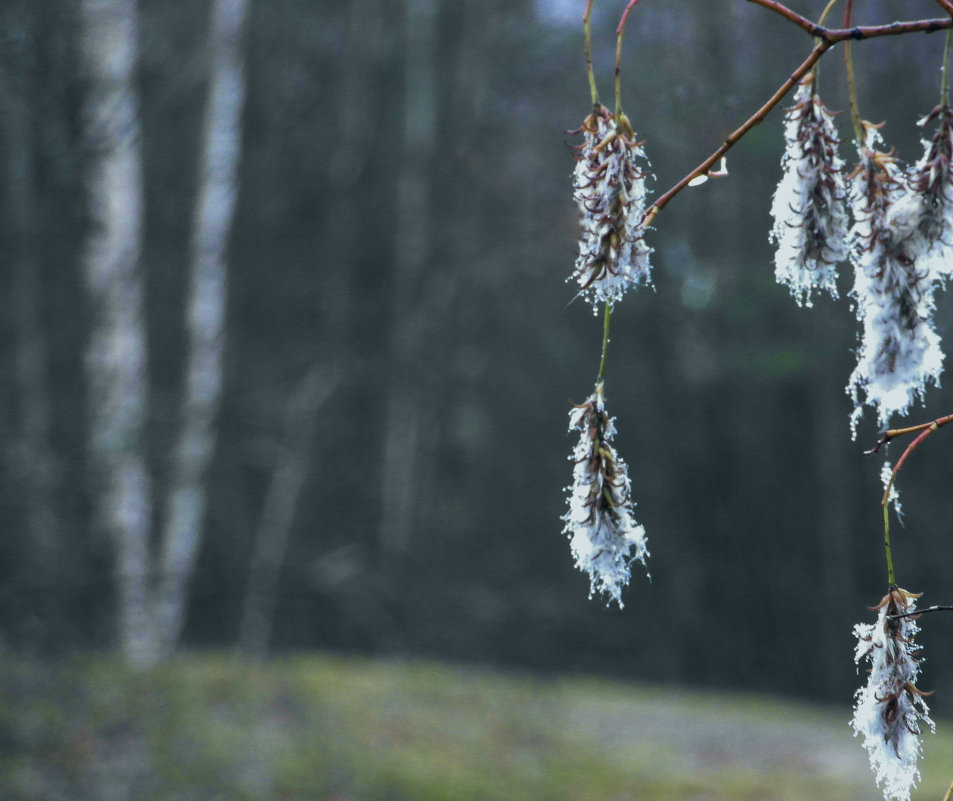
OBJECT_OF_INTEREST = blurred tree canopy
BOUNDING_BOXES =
[0,0,950,710]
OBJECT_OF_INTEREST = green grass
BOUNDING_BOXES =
[0,653,949,801]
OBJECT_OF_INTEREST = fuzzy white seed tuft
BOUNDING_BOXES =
[852,588,934,801]
[571,106,653,313]
[770,77,849,307]
[562,384,648,605]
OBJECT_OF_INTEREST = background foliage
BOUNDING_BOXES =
[0,0,950,714]
[2,654,950,800]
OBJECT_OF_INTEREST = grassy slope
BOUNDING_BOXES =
[0,653,949,801]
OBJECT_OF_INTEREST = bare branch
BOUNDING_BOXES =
[746,0,826,36]
[827,17,953,40]
[934,0,953,18]
[880,414,953,507]
[748,0,953,41]
[645,9,953,226]
[644,40,830,225]
[866,413,953,455]
[888,605,953,620]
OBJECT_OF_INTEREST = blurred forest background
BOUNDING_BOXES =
[0,0,951,717]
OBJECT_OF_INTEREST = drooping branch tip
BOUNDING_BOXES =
[865,413,953,454]
[582,0,595,25]
[616,0,643,36]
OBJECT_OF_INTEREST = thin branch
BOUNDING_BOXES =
[942,26,952,103]
[876,411,951,588]
[816,0,839,28]
[584,0,599,105]
[843,0,864,143]
[880,416,952,507]
[639,2,953,225]
[887,605,953,620]
[643,40,830,226]
[881,483,896,587]
[748,0,953,40]
[832,17,953,39]
[747,0,827,35]
[616,0,641,35]
[934,0,953,18]
[596,302,611,385]
[865,413,953,454]
[811,0,839,88]
[614,0,643,116]
[941,776,953,801]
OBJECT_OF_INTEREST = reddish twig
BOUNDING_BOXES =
[616,0,642,35]
[643,5,953,226]
[583,0,598,104]
[934,0,953,18]
[827,17,953,39]
[581,0,595,23]
[866,413,953,455]
[643,40,830,226]
[879,415,953,507]
[747,0,827,35]
[749,0,953,38]
[614,0,644,115]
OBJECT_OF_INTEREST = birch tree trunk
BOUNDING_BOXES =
[79,0,156,666]
[238,367,337,656]
[155,0,249,656]
[378,0,437,556]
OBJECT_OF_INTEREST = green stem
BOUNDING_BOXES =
[882,492,896,588]
[812,0,840,86]
[843,0,865,144]
[942,26,952,104]
[596,303,612,385]
[876,419,949,584]
[584,0,599,105]
[615,0,641,118]
[816,0,839,26]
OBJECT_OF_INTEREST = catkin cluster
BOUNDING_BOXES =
[563,12,950,801]
[570,105,653,312]
[770,76,849,306]
[563,103,654,606]
[770,82,952,432]
[562,384,648,606]
[852,588,934,801]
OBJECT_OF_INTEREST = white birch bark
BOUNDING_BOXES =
[79,0,156,666]
[155,0,248,655]
[379,0,437,555]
